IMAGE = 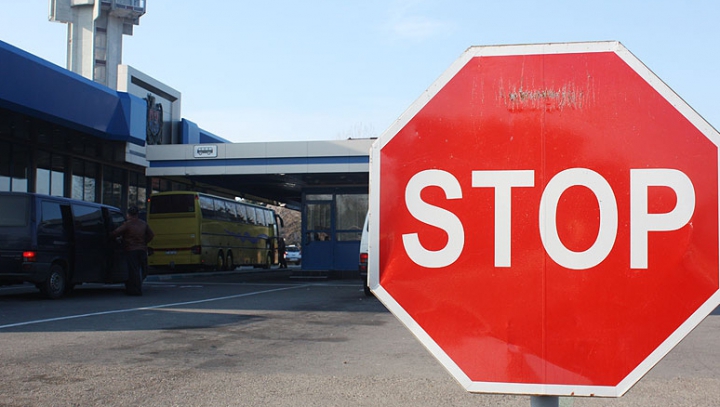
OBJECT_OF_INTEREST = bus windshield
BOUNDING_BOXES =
[149,194,196,214]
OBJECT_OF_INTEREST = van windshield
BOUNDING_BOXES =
[150,194,196,214]
[0,195,29,226]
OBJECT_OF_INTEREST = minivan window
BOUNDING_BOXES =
[40,201,64,231]
[0,195,29,226]
[109,211,125,230]
[72,204,104,233]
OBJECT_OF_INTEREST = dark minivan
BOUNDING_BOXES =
[0,192,127,299]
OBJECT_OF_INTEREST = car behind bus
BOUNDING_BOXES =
[0,192,127,299]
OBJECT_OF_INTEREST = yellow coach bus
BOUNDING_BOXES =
[147,191,281,271]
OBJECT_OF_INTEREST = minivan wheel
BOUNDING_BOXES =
[40,264,66,299]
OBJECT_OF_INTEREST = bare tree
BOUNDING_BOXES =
[336,122,377,140]
[272,205,302,247]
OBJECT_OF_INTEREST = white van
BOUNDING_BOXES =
[359,212,371,296]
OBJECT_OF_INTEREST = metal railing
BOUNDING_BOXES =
[100,0,146,13]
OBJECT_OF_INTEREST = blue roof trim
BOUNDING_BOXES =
[0,40,146,146]
[181,118,230,144]
[149,156,370,168]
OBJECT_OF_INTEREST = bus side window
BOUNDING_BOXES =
[214,199,229,221]
[199,196,214,219]
[264,209,274,225]
[246,207,257,225]
[227,202,238,221]
[236,204,247,223]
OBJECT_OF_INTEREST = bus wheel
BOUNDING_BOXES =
[226,252,234,271]
[216,251,225,271]
[40,264,67,299]
[263,252,272,269]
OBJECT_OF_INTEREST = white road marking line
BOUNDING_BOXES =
[0,284,308,330]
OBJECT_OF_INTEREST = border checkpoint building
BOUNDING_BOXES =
[0,0,372,276]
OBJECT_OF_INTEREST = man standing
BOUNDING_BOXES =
[111,205,154,295]
[278,236,287,269]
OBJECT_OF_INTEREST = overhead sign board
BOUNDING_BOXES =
[193,145,218,158]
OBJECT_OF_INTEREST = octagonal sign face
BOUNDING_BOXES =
[369,41,720,397]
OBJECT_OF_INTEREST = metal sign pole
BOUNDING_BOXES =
[531,396,559,407]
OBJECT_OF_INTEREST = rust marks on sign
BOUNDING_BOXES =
[499,80,595,112]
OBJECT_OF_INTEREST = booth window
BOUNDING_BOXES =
[306,202,332,242]
[336,193,368,242]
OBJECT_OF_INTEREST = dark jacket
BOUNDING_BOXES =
[111,218,154,252]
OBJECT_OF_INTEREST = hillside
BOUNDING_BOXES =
[273,205,302,247]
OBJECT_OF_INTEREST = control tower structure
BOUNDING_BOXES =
[49,0,146,89]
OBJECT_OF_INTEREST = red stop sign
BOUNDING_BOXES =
[369,42,720,397]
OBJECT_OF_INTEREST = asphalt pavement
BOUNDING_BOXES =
[0,268,718,407]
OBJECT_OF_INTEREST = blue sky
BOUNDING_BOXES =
[1,1,719,142]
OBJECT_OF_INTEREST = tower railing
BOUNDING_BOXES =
[100,0,146,16]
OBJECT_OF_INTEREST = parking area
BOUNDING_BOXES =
[1,270,719,407]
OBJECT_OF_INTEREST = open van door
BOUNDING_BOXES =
[105,209,128,282]
[70,204,109,283]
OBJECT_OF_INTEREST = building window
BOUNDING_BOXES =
[52,155,65,196]
[11,144,29,192]
[36,150,65,197]
[127,171,147,210]
[0,141,10,191]
[36,168,49,195]
[102,166,124,208]
[151,177,174,195]
[72,159,97,202]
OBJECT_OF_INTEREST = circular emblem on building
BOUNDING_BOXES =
[146,93,163,145]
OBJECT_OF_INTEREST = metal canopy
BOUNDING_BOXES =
[147,139,373,209]
[166,171,369,209]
